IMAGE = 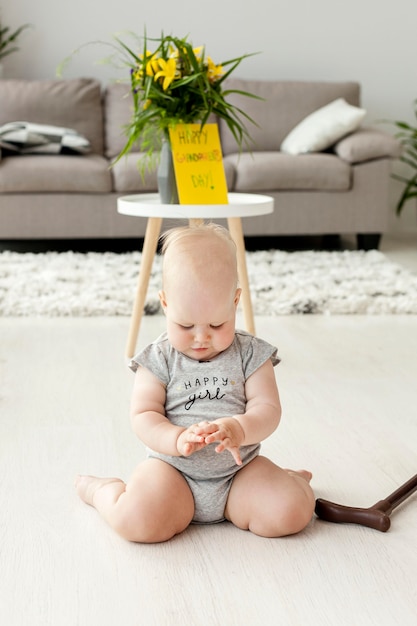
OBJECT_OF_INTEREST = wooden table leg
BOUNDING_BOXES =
[126,217,163,359]
[227,217,256,336]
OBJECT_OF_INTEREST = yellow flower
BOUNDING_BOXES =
[193,46,204,61]
[146,55,160,77]
[154,57,178,90]
[137,50,159,76]
[206,56,223,83]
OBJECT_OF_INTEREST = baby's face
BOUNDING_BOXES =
[159,280,241,361]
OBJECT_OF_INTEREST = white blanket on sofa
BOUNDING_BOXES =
[0,121,91,156]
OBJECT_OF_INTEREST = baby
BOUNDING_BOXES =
[76,223,314,542]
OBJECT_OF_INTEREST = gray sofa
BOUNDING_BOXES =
[0,77,401,247]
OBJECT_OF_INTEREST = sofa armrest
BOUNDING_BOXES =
[333,127,402,164]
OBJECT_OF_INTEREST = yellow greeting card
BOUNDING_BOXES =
[168,124,229,204]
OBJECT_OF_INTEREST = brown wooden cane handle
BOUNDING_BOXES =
[315,474,417,531]
[315,499,391,532]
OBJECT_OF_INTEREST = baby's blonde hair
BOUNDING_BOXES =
[160,223,238,291]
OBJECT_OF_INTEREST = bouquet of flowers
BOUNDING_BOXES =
[113,32,258,162]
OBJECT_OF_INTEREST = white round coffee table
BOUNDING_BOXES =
[117,192,274,358]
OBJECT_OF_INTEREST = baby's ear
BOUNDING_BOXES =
[159,290,168,311]
[234,288,242,307]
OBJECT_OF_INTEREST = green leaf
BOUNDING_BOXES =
[0,22,31,60]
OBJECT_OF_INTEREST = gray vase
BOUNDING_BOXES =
[157,141,179,204]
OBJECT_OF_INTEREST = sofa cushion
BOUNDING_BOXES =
[223,152,351,191]
[280,99,366,155]
[219,79,361,155]
[104,83,153,159]
[0,154,112,193]
[111,152,158,193]
[104,83,134,159]
[333,127,402,163]
[0,78,104,154]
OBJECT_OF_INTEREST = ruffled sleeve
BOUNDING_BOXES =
[235,331,280,380]
[128,332,170,385]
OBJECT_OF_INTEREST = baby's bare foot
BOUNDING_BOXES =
[75,475,122,506]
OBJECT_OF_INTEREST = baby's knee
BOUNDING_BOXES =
[111,508,174,543]
[251,490,315,538]
[278,497,315,536]
[116,522,174,543]
[113,501,192,543]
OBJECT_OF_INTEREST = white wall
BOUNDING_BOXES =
[3,0,417,232]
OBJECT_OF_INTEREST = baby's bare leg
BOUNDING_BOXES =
[225,456,315,538]
[75,458,194,543]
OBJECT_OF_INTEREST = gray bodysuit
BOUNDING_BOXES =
[129,330,279,523]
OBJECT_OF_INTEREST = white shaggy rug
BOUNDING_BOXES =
[1,249,417,316]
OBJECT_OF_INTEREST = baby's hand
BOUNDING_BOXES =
[176,421,218,457]
[204,418,245,465]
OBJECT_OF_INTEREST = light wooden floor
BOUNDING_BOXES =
[1,233,417,626]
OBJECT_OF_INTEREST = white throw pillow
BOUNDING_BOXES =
[280,98,366,155]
